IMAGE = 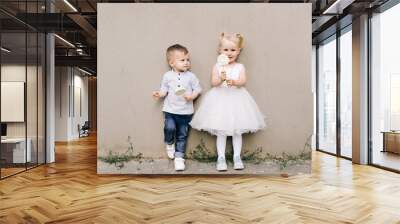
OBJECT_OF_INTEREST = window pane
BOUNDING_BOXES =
[371,4,400,171]
[27,31,38,169]
[1,31,28,178]
[340,29,352,158]
[318,37,337,154]
[38,32,46,165]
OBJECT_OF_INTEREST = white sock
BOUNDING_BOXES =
[216,134,227,159]
[233,134,242,158]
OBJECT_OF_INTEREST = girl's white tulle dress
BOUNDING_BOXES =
[190,63,266,136]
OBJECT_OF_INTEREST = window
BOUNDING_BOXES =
[317,36,337,154]
[340,28,352,158]
[371,3,400,171]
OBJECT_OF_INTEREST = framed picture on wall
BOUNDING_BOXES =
[1,81,25,122]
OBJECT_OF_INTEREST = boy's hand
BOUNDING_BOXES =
[152,91,162,99]
[184,94,194,101]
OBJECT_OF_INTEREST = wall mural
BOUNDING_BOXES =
[97,3,313,175]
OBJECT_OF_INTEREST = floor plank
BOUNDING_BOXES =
[0,134,400,223]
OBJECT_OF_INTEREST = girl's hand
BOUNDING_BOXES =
[220,71,227,81]
[226,79,235,86]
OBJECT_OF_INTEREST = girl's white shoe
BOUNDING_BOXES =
[174,157,185,171]
[233,156,244,170]
[216,157,227,171]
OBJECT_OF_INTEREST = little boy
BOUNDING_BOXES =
[152,44,202,171]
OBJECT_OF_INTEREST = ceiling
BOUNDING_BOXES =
[0,0,392,75]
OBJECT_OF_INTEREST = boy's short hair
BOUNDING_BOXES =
[166,44,188,63]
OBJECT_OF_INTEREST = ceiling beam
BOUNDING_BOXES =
[322,0,355,14]
[55,55,96,69]
[67,13,97,39]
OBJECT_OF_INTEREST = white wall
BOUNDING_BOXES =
[55,67,89,141]
[72,72,89,138]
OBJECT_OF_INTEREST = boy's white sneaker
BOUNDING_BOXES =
[233,156,244,170]
[166,144,175,159]
[174,157,185,171]
[216,157,227,171]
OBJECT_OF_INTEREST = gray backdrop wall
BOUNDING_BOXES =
[97,3,312,174]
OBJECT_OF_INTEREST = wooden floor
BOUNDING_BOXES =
[1,167,26,178]
[1,135,400,223]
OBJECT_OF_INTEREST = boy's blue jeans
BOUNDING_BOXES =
[164,112,193,158]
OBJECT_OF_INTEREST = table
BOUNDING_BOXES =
[382,131,400,154]
[1,138,32,163]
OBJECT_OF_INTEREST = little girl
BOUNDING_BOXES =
[190,33,266,171]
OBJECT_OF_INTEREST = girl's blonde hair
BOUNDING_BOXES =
[219,32,244,49]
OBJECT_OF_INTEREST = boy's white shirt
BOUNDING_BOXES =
[159,70,202,115]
